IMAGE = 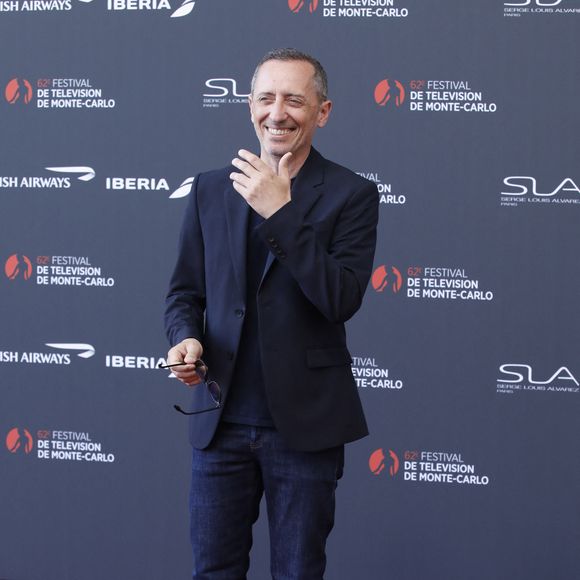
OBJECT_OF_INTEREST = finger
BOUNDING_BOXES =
[167,350,185,366]
[231,180,250,199]
[183,350,198,364]
[231,157,260,178]
[237,149,264,170]
[278,152,292,179]
[184,375,203,387]
[172,365,197,378]
[229,171,250,188]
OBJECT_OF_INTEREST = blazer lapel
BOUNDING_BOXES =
[224,183,250,301]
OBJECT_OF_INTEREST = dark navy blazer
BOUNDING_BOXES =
[165,148,379,451]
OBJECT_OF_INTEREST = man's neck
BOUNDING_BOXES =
[262,147,311,179]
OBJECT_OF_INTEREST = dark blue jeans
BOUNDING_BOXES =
[189,422,345,580]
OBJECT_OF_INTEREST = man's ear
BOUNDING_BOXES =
[317,100,333,128]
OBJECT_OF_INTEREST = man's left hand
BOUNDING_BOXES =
[230,149,292,219]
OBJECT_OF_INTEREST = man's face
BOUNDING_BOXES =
[249,59,332,163]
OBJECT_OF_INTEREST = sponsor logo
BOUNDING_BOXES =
[105,354,167,370]
[6,428,33,454]
[504,0,580,17]
[104,176,195,198]
[497,364,579,395]
[46,343,95,358]
[370,448,490,486]
[3,254,116,288]
[357,171,406,205]
[374,79,406,107]
[4,78,33,104]
[104,0,195,17]
[352,355,404,390]
[0,165,193,199]
[0,343,95,365]
[375,79,497,113]
[372,264,495,302]
[288,0,318,13]
[45,166,95,181]
[4,78,115,110]
[369,448,399,476]
[5,427,115,463]
[202,78,250,108]
[288,0,409,18]
[500,176,580,207]
[371,265,403,293]
[4,254,33,280]
[0,165,95,190]
[0,0,196,17]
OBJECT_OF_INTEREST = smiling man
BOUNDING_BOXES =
[165,48,379,579]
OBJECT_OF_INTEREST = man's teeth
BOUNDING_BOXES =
[267,128,293,135]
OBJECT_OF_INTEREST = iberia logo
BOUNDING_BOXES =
[5,78,33,105]
[371,265,403,293]
[288,0,319,13]
[369,448,399,477]
[6,428,34,454]
[374,79,406,107]
[4,254,33,281]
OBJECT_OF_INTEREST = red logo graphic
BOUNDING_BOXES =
[288,0,318,13]
[374,79,406,107]
[6,428,34,454]
[4,254,33,281]
[5,78,33,105]
[369,448,400,477]
[371,265,403,293]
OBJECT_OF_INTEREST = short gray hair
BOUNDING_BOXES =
[251,48,329,102]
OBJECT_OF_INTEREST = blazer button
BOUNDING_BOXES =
[235,309,244,318]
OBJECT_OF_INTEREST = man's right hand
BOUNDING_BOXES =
[166,338,204,386]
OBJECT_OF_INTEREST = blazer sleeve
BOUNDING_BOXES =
[164,174,206,346]
[256,179,379,323]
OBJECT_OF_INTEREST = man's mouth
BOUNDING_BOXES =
[266,127,294,136]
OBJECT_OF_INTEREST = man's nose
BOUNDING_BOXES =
[269,98,287,122]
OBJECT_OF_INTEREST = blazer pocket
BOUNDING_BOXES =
[306,347,352,368]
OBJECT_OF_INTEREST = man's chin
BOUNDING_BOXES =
[264,145,293,159]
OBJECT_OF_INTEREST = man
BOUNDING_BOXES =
[165,48,379,579]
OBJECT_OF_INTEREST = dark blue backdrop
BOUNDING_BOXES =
[2,1,579,579]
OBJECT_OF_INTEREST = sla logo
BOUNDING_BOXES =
[203,79,250,98]
[203,79,250,108]
[4,254,33,281]
[369,448,400,477]
[502,176,580,198]
[374,79,406,107]
[288,0,318,13]
[371,265,403,293]
[6,428,33,454]
[498,364,579,387]
[5,78,33,104]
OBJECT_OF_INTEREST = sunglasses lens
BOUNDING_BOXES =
[194,362,208,380]
[207,381,221,405]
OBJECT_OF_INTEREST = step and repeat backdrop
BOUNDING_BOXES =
[1,1,579,579]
